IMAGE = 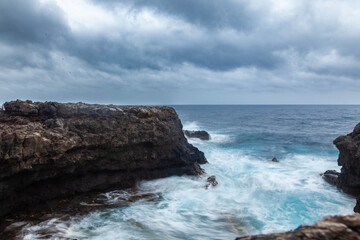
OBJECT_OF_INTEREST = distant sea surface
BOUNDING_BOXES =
[22,105,360,240]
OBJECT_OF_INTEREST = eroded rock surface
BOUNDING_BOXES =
[237,214,360,240]
[331,123,360,196]
[0,100,207,218]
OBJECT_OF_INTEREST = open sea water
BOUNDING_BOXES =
[21,105,360,240]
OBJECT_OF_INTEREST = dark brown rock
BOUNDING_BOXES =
[271,157,279,162]
[184,130,210,140]
[205,175,218,189]
[236,214,360,240]
[0,100,207,219]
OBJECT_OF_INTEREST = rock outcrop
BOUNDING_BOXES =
[237,214,360,240]
[332,123,360,196]
[205,175,218,189]
[184,130,210,140]
[323,122,360,213]
[323,170,341,186]
[0,100,207,218]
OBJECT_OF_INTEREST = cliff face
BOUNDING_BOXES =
[322,122,360,212]
[333,123,360,196]
[236,214,360,240]
[0,100,206,218]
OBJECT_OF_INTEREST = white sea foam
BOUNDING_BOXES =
[18,217,71,240]
[209,133,233,144]
[182,121,201,131]
[18,130,356,240]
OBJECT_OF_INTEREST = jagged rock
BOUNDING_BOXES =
[271,157,279,162]
[325,123,360,196]
[184,130,210,140]
[323,170,340,186]
[236,214,360,240]
[0,100,207,219]
[205,175,218,189]
[355,199,360,213]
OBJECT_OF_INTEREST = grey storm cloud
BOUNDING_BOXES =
[94,0,257,31]
[0,0,359,104]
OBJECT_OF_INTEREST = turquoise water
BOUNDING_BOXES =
[21,105,360,239]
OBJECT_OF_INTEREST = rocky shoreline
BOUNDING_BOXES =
[1,100,360,239]
[238,121,360,239]
[237,214,360,240]
[0,100,207,220]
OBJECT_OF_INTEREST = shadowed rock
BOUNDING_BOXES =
[184,130,210,140]
[323,170,340,186]
[0,100,207,219]
[323,122,360,213]
[331,123,360,197]
[271,157,279,162]
[355,199,360,213]
[205,175,218,189]
[236,214,360,240]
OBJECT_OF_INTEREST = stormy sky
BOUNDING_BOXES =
[0,0,359,104]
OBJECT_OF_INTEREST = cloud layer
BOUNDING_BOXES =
[0,0,359,104]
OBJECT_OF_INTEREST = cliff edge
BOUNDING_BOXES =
[0,100,207,218]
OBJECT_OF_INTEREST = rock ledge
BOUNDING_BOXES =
[0,100,207,218]
[237,214,360,240]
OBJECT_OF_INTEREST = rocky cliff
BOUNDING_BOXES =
[0,100,206,218]
[332,123,360,196]
[237,214,360,240]
[323,122,360,212]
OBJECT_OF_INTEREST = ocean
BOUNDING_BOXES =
[21,105,360,239]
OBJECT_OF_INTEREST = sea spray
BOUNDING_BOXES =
[19,105,360,239]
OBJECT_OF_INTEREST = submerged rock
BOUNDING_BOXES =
[206,175,218,189]
[236,214,360,240]
[271,157,279,162]
[184,130,210,140]
[0,100,207,219]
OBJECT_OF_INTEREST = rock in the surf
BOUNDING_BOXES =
[323,170,340,186]
[184,130,210,140]
[206,175,218,189]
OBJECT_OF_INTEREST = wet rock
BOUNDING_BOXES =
[323,170,340,186]
[0,100,207,219]
[4,221,28,232]
[184,130,210,140]
[236,214,360,240]
[324,122,360,197]
[271,157,279,162]
[355,199,360,213]
[206,175,218,189]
